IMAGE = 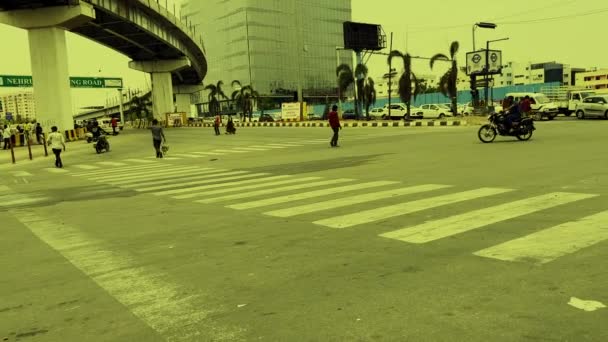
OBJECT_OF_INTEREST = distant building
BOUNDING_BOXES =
[182,0,352,95]
[0,91,36,121]
[376,69,438,99]
[575,68,608,90]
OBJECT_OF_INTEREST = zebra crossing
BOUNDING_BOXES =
[62,161,608,265]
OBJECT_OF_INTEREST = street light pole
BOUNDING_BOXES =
[485,37,509,111]
[472,22,497,52]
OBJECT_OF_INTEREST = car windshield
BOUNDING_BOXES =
[535,95,551,104]
[581,92,595,99]
[601,96,608,103]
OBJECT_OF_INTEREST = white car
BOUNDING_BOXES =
[575,95,608,119]
[369,107,387,119]
[380,103,424,120]
[419,104,453,119]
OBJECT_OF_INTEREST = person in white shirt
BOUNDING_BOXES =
[47,126,66,168]
[2,125,11,149]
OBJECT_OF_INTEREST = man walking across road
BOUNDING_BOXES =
[214,115,221,136]
[111,117,118,135]
[328,105,342,147]
[150,119,166,158]
[2,125,11,149]
[47,126,66,168]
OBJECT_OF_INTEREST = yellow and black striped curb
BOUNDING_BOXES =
[184,120,467,128]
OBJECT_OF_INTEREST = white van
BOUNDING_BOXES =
[506,92,559,120]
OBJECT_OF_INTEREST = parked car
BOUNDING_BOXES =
[369,107,387,119]
[575,95,608,119]
[419,104,453,119]
[506,92,559,120]
[341,109,357,120]
[381,103,423,120]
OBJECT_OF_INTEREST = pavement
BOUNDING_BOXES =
[1,119,607,341]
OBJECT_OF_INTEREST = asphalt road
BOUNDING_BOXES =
[1,119,607,342]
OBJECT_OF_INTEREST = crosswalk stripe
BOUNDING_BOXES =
[314,187,513,229]
[250,145,286,149]
[172,154,206,158]
[45,168,69,173]
[196,178,354,204]
[265,184,451,218]
[112,169,227,186]
[97,161,127,166]
[213,149,248,153]
[72,164,165,177]
[137,172,268,192]
[73,165,100,170]
[155,175,293,196]
[232,147,269,151]
[380,192,597,244]
[89,165,203,181]
[0,197,48,206]
[171,176,322,199]
[92,167,203,182]
[123,159,156,164]
[228,181,399,210]
[159,157,181,160]
[266,143,303,147]
[474,210,608,264]
[10,171,33,177]
[191,151,224,155]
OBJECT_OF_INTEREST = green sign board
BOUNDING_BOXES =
[0,75,123,89]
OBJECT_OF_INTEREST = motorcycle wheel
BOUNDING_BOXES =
[516,127,533,141]
[96,146,102,154]
[106,143,110,152]
[478,124,497,143]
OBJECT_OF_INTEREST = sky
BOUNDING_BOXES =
[1,0,607,110]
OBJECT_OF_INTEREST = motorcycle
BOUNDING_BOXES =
[93,134,110,153]
[478,112,536,143]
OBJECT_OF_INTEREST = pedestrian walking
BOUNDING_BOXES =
[111,117,118,135]
[213,114,221,136]
[35,123,43,144]
[150,119,166,158]
[47,126,66,168]
[328,105,342,147]
[2,125,10,149]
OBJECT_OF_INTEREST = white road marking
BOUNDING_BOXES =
[231,147,270,151]
[0,196,48,207]
[89,165,204,181]
[11,210,242,341]
[45,168,70,174]
[382,192,597,244]
[72,164,165,177]
[10,171,32,177]
[73,165,100,170]
[191,151,224,156]
[96,161,127,166]
[265,184,451,218]
[213,149,248,153]
[159,157,181,160]
[228,181,398,210]
[123,159,156,164]
[172,153,206,158]
[474,209,608,264]
[568,297,606,312]
[159,175,292,197]
[137,172,267,192]
[250,145,286,149]
[171,176,322,199]
[314,187,513,229]
[265,143,303,147]
[92,167,203,182]
[196,178,353,204]
[111,169,228,186]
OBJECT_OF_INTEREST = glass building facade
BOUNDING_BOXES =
[182,0,352,95]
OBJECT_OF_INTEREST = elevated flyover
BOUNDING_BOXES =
[0,0,207,131]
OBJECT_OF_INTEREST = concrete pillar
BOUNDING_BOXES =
[0,3,95,132]
[129,58,191,120]
[175,93,191,114]
[29,27,73,131]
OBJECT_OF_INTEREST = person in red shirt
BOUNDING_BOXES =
[328,105,342,147]
[213,115,221,136]
[111,117,118,135]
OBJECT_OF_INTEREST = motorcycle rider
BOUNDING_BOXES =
[90,121,109,140]
[503,96,521,133]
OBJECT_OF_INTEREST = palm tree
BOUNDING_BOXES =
[388,50,419,120]
[129,95,152,120]
[336,63,368,119]
[204,81,228,117]
[361,78,376,119]
[430,41,460,116]
[231,80,259,121]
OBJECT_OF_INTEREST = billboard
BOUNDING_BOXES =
[466,50,502,76]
